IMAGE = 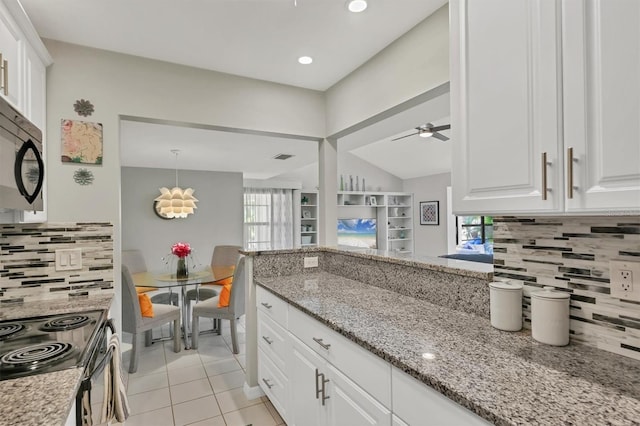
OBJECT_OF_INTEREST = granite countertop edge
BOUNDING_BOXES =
[241,246,493,280]
[0,293,114,426]
[254,273,640,426]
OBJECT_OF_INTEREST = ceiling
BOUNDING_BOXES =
[20,0,447,91]
[21,0,452,181]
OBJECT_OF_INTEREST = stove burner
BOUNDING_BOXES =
[41,315,90,332]
[0,323,25,340]
[1,342,75,370]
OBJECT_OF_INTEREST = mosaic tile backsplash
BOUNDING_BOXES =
[493,216,640,360]
[0,222,114,304]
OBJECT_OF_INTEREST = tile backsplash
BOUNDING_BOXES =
[0,222,114,304]
[493,216,640,360]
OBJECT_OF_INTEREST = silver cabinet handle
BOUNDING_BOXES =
[320,373,330,406]
[313,337,331,350]
[261,302,273,309]
[0,54,6,96]
[262,378,273,389]
[567,147,575,199]
[262,336,273,345]
[541,152,548,201]
[315,368,322,399]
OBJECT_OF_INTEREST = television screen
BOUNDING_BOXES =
[337,218,377,249]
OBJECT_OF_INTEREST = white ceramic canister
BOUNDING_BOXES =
[489,281,523,331]
[531,286,570,346]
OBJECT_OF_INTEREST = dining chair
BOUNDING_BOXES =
[121,265,181,373]
[191,256,245,353]
[122,249,178,306]
[184,245,242,312]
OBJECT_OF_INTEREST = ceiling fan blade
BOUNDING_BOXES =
[391,132,419,141]
[430,124,451,132]
[431,132,449,141]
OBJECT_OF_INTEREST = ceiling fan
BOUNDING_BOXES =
[391,123,451,141]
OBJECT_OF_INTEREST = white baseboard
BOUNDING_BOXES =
[243,382,265,400]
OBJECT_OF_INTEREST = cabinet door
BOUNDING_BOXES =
[451,0,563,214]
[0,3,21,109]
[290,336,325,426]
[563,0,640,213]
[325,364,391,426]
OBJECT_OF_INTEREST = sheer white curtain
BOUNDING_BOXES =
[243,188,294,250]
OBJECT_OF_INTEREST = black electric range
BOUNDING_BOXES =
[0,310,108,381]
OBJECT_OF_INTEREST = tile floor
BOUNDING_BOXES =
[114,319,285,426]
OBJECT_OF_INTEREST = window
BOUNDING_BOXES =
[456,216,493,253]
[243,188,293,250]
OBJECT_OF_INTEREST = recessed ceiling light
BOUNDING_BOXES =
[298,56,313,65]
[347,0,367,13]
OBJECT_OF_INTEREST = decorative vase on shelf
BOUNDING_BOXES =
[176,257,188,279]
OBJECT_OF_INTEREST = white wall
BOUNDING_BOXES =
[273,152,403,193]
[44,40,325,332]
[403,172,451,257]
[325,5,449,136]
[121,167,243,271]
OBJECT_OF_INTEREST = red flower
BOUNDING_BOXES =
[171,242,191,258]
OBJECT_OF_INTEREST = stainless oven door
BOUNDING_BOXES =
[76,319,115,426]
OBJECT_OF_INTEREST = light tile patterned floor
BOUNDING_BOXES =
[115,319,285,426]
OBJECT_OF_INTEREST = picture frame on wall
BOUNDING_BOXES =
[420,201,439,225]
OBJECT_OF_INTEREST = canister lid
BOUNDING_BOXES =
[532,286,570,300]
[489,281,523,291]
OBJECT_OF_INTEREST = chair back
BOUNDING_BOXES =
[211,245,242,269]
[229,256,246,317]
[122,249,148,274]
[121,264,142,333]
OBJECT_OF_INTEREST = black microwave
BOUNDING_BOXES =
[0,96,44,211]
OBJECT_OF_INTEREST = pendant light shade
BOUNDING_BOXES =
[154,150,198,219]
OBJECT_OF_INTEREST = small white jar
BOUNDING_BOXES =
[531,286,570,346]
[489,281,523,331]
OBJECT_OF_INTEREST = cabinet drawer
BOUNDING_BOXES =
[256,285,288,327]
[257,310,289,372]
[258,347,288,422]
[392,367,489,426]
[289,306,391,408]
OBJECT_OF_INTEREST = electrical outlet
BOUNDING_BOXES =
[304,256,319,268]
[610,260,640,301]
[55,248,83,271]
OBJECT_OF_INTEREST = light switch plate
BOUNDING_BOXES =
[610,259,640,302]
[55,248,83,271]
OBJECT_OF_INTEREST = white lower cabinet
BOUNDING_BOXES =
[256,287,489,426]
[290,334,391,426]
[392,367,490,426]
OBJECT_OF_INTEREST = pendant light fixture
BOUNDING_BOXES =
[154,149,198,219]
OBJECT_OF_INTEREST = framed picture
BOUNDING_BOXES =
[369,196,377,206]
[302,209,311,219]
[420,201,439,225]
[61,119,103,164]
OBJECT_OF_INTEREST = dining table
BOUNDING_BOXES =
[132,265,234,349]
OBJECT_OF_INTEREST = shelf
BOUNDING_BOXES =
[301,243,317,247]
[301,217,317,220]
[301,204,317,207]
[388,238,412,242]
[301,231,317,234]
[388,216,411,219]
[387,204,411,208]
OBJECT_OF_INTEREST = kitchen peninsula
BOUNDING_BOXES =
[243,247,640,425]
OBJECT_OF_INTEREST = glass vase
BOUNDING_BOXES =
[176,257,188,279]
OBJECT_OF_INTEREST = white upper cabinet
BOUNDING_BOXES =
[562,0,640,213]
[0,2,22,109]
[451,0,640,215]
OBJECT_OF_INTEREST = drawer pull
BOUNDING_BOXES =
[262,378,274,389]
[261,302,273,309]
[567,147,575,199]
[313,337,331,350]
[262,336,273,345]
[541,152,550,201]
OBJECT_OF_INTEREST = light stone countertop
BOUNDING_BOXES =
[0,293,114,426]
[256,271,640,426]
